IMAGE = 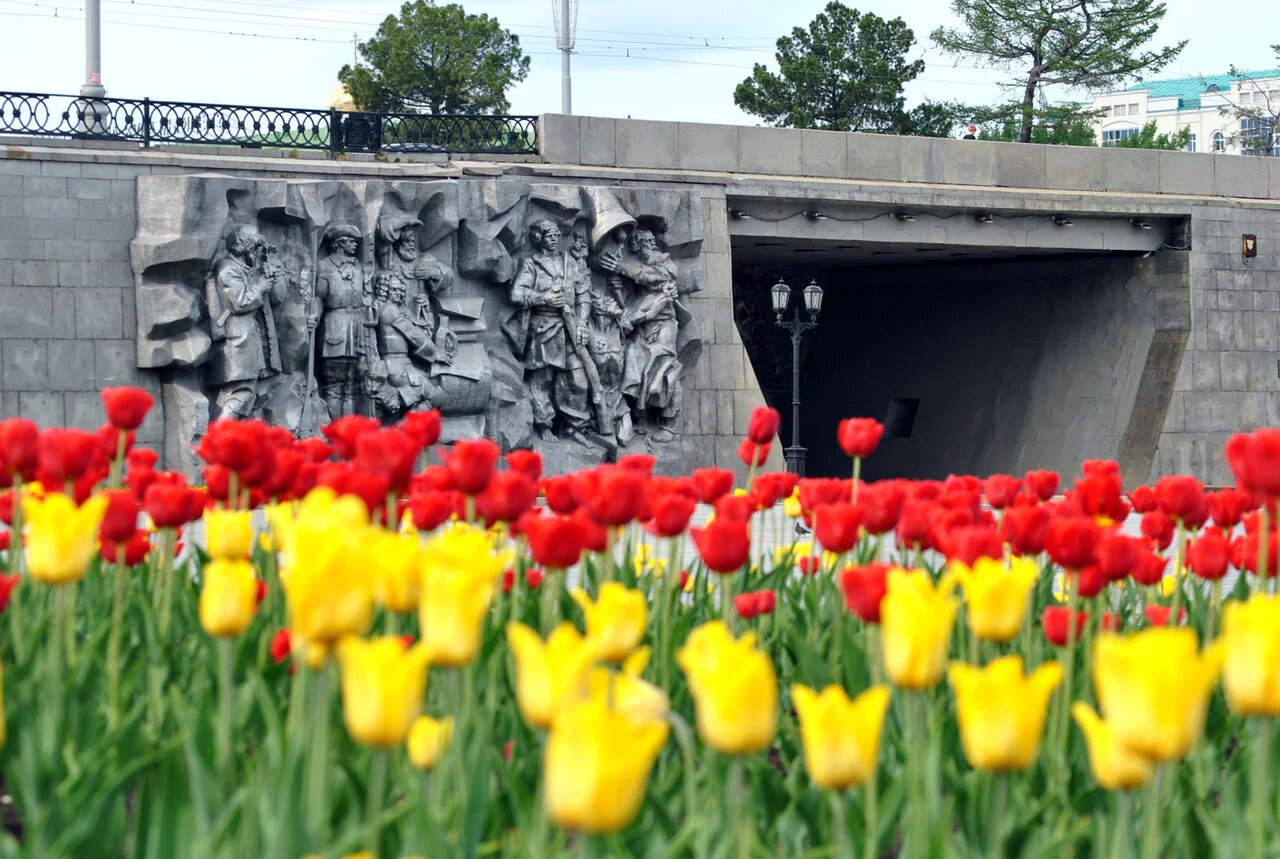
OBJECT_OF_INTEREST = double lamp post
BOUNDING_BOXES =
[770,278,824,475]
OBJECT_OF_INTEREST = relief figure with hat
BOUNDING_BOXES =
[314,223,371,419]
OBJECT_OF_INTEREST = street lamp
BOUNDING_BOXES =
[772,277,824,475]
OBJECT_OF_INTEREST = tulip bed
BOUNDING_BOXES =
[1,391,1279,858]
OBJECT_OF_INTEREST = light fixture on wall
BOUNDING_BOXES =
[729,208,752,220]
[1052,214,1074,227]
[804,210,827,221]
[974,212,994,224]
[1129,218,1152,230]
[894,212,916,222]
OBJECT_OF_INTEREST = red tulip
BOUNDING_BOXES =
[101,386,154,431]
[691,518,751,573]
[746,407,781,445]
[1024,470,1060,501]
[0,530,9,552]
[691,467,735,504]
[575,465,646,527]
[570,508,608,553]
[196,419,267,474]
[1155,475,1205,526]
[1140,510,1174,551]
[1207,487,1252,531]
[321,414,381,460]
[756,589,776,614]
[982,474,1022,510]
[37,428,100,485]
[859,481,906,535]
[523,513,586,570]
[502,568,515,593]
[126,448,158,471]
[295,437,334,463]
[1128,485,1158,514]
[840,563,889,623]
[100,530,151,566]
[837,418,884,460]
[734,592,762,620]
[536,474,576,514]
[0,571,19,614]
[409,491,455,532]
[897,499,937,549]
[814,502,862,554]
[100,489,140,543]
[1045,515,1100,570]
[714,494,754,524]
[1095,531,1142,582]
[1131,550,1168,586]
[401,409,442,448]
[737,439,770,468]
[1100,612,1121,632]
[475,470,538,526]
[619,453,656,477]
[506,449,543,483]
[445,438,500,495]
[355,428,420,493]
[1231,532,1280,576]
[261,447,305,501]
[314,462,391,519]
[95,424,134,462]
[943,525,1004,566]
[270,629,293,664]
[1071,472,1130,523]
[525,568,545,590]
[0,418,39,482]
[1144,605,1186,626]
[1042,606,1088,647]
[649,492,697,537]
[1002,504,1049,556]
[1074,565,1107,599]
[255,579,267,607]
[1226,429,1280,498]
[749,472,792,510]
[1187,530,1230,581]
[144,481,202,529]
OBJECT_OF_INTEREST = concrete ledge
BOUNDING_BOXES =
[739,126,801,175]
[679,122,739,172]
[1160,150,1214,196]
[615,119,679,170]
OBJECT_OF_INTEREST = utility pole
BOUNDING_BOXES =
[81,0,105,98]
[352,32,360,67]
[552,0,577,114]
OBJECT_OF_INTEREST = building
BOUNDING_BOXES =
[1086,69,1280,154]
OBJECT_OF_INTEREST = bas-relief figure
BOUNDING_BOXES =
[130,176,705,474]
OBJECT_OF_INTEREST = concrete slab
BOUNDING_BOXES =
[992,142,1047,189]
[846,133,902,181]
[800,129,848,178]
[1046,146,1106,192]
[1214,154,1263,198]
[1104,148,1160,193]
[739,126,801,175]
[1160,150,1214,196]
[579,116,616,167]
[679,123,739,172]
[537,113,579,164]
[615,119,679,170]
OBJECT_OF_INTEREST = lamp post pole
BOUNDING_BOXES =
[772,278,823,476]
[81,0,105,98]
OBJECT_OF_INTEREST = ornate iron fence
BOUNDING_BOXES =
[0,90,539,156]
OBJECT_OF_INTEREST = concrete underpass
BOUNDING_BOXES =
[730,202,1190,480]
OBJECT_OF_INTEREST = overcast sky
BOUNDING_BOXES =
[1,0,1275,125]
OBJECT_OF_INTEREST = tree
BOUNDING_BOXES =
[931,0,1186,143]
[1111,120,1191,150]
[979,113,1099,145]
[338,1,529,114]
[1213,49,1280,156]
[733,2,929,134]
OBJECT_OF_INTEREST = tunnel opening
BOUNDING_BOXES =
[733,243,1177,481]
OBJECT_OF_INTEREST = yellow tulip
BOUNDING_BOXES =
[880,569,959,690]
[1093,627,1225,762]
[372,529,423,614]
[199,558,258,638]
[1071,703,1154,790]
[407,714,453,770]
[791,684,890,790]
[676,621,777,754]
[1223,594,1280,716]
[571,582,647,663]
[22,492,108,585]
[783,490,802,518]
[281,492,375,658]
[948,656,1062,771]
[203,508,253,560]
[337,636,431,748]
[582,647,670,723]
[951,556,1038,643]
[506,621,597,729]
[419,522,509,667]
[544,693,668,834]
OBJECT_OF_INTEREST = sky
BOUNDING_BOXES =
[1,0,1277,125]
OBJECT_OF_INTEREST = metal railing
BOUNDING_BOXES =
[0,90,539,156]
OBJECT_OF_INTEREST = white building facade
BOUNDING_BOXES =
[1085,70,1280,154]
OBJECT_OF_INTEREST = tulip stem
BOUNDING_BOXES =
[307,664,333,846]
[6,475,25,664]
[216,637,234,775]
[863,770,878,859]
[365,748,388,851]
[106,551,127,728]
[1113,789,1132,859]
[1251,717,1270,858]
[987,772,1008,859]
[728,756,750,859]
[1140,764,1165,859]
[1168,521,1186,627]
[1257,508,1271,595]
[1206,577,1222,642]
[1056,573,1079,787]
[57,582,77,667]
[830,790,850,859]
[905,692,928,855]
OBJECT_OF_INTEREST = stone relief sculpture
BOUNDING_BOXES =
[130,175,704,474]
